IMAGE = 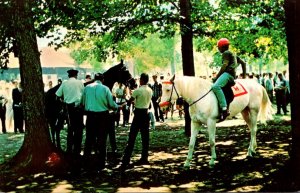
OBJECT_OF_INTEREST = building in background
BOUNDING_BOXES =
[1,47,92,83]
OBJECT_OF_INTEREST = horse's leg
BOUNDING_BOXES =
[184,121,200,168]
[56,114,65,150]
[170,103,174,120]
[49,120,56,146]
[56,129,61,150]
[241,107,258,156]
[207,118,217,166]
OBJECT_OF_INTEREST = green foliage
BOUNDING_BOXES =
[71,32,180,74]
[0,0,16,68]
[0,0,287,71]
[193,0,287,67]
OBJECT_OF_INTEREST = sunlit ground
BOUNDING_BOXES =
[0,107,293,192]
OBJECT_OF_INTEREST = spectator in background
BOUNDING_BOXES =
[151,74,164,123]
[12,81,24,133]
[84,74,93,87]
[265,73,274,103]
[48,80,53,89]
[274,73,288,115]
[283,70,290,106]
[114,82,128,127]
[4,85,14,133]
[261,73,267,88]
[0,90,7,134]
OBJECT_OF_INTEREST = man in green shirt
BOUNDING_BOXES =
[82,73,120,171]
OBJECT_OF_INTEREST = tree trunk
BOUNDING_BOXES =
[179,0,194,136]
[285,0,300,182]
[6,0,56,174]
[179,0,195,77]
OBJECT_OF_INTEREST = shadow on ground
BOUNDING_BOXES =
[0,118,298,192]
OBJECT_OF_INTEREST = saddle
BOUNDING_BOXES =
[217,81,236,122]
[222,80,236,108]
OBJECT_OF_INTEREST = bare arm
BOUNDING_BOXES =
[237,56,247,78]
[215,56,229,80]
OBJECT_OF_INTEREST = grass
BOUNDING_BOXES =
[0,113,296,192]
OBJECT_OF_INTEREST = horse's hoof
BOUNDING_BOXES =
[209,160,215,168]
[183,163,190,170]
[247,150,256,158]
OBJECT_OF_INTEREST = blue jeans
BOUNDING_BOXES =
[212,72,234,109]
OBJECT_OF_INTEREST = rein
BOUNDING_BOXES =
[163,81,212,107]
[189,88,212,107]
[126,77,134,87]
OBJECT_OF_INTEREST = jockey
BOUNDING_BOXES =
[212,38,246,121]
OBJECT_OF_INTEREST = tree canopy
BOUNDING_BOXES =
[33,0,287,68]
[0,0,287,72]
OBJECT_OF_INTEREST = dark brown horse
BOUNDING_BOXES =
[45,60,136,150]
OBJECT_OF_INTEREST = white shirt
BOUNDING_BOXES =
[132,85,152,109]
[55,77,84,106]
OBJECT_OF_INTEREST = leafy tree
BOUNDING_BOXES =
[0,0,290,175]
[193,0,286,68]
[0,0,57,174]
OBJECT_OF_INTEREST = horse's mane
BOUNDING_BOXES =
[175,76,212,94]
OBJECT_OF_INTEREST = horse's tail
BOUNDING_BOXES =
[258,86,274,123]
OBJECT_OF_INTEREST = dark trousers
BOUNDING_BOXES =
[115,103,128,126]
[66,103,83,156]
[108,112,117,152]
[13,107,24,133]
[267,90,274,103]
[122,109,150,166]
[152,97,164,122]
[84,111,109,169]
[124,104,131,124]
[275,90,287,114]
[0,106,6,133]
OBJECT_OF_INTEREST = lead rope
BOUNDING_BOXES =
[188,88,212,107]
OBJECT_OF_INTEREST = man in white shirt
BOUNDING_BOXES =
[119,73,153,171]
[56,69,84,156]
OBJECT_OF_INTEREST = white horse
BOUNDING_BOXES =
[159,75,273,167]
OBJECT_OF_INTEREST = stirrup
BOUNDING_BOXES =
[219,110,230,121]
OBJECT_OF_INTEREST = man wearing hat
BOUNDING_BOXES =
[56,69,84,156]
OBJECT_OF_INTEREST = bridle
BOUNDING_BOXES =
[160,81,180,110]
[125,77,136,90]
[165,81,180,103]
[162,81,212,107]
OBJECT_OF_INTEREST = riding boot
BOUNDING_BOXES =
[220,109,230,121]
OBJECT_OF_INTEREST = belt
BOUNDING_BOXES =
[134,108,148,113]
[86,110,108,114]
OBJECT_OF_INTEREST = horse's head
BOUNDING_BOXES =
[159,75,178,113]
[103,59,136,90]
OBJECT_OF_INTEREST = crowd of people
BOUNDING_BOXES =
[0,67,177,172]
[0,80,25,134]
[249,70,290,115]
[0,49,289,174]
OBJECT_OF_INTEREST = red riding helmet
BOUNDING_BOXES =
[217,38,230,48]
